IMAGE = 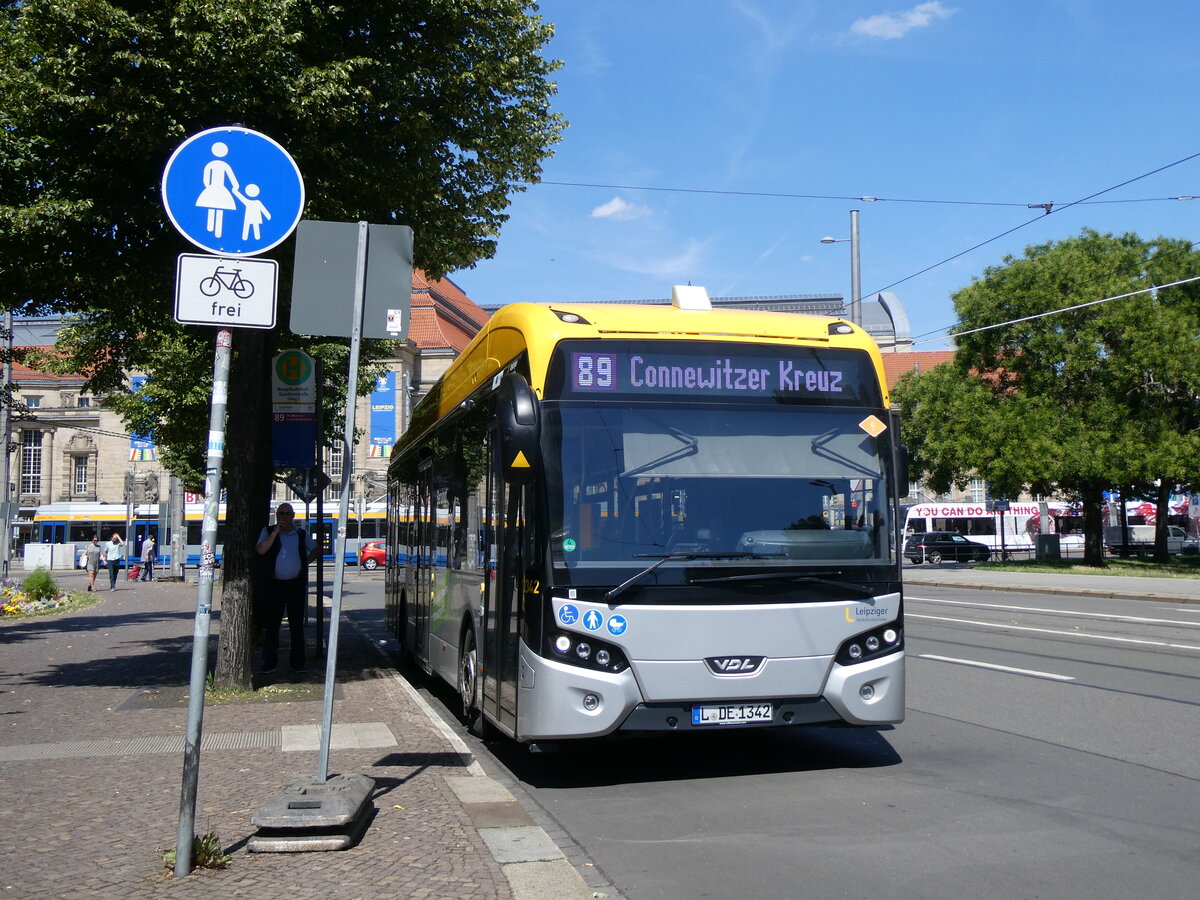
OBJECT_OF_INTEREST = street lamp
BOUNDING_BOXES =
[820,209,861,327]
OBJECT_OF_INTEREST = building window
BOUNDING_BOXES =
[21,431,43,495]
[24,396,41,409]
[77,396,91,408]
[73,456,88,495]
[328,443,343,500]
[970,478,987,503]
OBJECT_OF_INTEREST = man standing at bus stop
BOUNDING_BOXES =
[255,503,320,674]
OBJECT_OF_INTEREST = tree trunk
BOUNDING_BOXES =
[213,329,274,690]
[1153,481,1172,565]
[1082,485,1107,567]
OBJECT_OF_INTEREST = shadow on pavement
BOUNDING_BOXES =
[488,724,903,790]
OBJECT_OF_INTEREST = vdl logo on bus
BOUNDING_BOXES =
[705,656,765,675]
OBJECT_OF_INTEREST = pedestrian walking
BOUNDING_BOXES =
[255,503,319,673]
[84,535,102,592]
[139,534,156,581]
[105,532,125,590]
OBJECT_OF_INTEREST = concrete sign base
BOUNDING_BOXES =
[249,773,374,852]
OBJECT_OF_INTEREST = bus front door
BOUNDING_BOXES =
[482,443,521,735]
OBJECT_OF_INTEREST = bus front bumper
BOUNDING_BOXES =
[514,644,905,741]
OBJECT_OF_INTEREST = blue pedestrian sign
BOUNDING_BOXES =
[161,126,304,257]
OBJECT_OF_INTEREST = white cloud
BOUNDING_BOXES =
[851,2,955,40]
[589,196,652,221]
[606,239,712,280]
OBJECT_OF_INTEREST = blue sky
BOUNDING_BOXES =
[450,1,1199,349]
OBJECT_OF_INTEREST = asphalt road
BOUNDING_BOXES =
[419,583,1200,900]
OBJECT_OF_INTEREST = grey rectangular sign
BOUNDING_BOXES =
[290,220,413,340]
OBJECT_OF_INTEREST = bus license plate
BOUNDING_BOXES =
[691,703,774,726]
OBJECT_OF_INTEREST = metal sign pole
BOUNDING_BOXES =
[174,329,232,875]
[316,221,368,784]
[0,310,12,581]
[315,358,325,655]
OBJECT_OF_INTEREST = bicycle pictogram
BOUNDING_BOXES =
[199,265,254,299]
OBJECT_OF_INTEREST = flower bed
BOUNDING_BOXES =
[0,583,74,617]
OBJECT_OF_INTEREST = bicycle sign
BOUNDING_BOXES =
[199,265,255,300]
[175,253,278,328]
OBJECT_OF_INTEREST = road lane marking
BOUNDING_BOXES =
[917,654,1076,681]
[908,595,1200,629]
[908,612,1200,651]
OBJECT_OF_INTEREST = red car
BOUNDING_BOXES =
[358,541,386,570]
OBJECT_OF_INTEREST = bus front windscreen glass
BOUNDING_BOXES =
[544,402,897,581]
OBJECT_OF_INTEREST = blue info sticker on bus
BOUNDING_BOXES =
[558,604,579,626]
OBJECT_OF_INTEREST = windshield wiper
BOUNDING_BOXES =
[605,552,782,601]
[686,571,877,596]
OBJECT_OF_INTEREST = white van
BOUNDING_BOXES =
[1104,524,1188,556]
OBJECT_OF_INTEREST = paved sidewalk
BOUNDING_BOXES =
[904,563,1200,603]
[0,570,591,899]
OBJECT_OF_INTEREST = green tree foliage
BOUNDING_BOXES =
[1,0,564,686]
[894,229,1200,565]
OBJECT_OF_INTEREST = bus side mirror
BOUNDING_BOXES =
[496,372,540,485]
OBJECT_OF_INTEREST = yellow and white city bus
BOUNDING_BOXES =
[386,286,907,744]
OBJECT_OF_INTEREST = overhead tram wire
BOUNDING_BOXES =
[539,180,1196,209]
[909,274,1200,348]
[866,150,1200,296]
[540,153,1200,346]
[539,152,1200,297]
[908,237,1200,347]
[540,181,1031,207]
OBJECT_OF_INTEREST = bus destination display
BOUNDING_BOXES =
[552,341,881,405]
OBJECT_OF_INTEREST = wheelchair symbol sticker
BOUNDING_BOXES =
[558,604,579,626]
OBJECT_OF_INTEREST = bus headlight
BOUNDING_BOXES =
[835,624,903,666]
[547,631,629,673]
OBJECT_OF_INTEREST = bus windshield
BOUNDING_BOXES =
[544,402,897,582]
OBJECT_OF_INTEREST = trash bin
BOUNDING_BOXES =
[1036,533,1061,560]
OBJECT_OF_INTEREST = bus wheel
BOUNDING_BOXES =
[459,628,491,738]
